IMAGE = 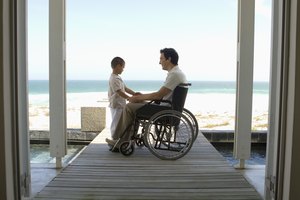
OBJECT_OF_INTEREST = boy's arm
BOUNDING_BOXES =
[125,87,137,95]
[116,90,130,100]
[128,86,171,103]
[125,87,141,96]
[116,87,141,101]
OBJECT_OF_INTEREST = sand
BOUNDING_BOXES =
[29,92,269,131]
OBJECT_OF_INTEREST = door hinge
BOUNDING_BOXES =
[21,172,31,197]
[266,175,276,198]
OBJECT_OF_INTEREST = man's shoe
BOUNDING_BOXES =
[105,138,117,146]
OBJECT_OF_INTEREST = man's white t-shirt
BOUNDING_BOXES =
[163,66,187,101]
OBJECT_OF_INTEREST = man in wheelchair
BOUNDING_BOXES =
[105,48,197,160]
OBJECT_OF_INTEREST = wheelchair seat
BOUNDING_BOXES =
[135,83,190,119]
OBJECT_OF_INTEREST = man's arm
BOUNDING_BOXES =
[128,86,171,103]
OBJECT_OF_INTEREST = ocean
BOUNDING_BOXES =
[28,80,269,95]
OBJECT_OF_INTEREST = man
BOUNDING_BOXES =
[105,48,187,147]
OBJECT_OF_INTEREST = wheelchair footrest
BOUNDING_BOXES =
[155,141,188,152]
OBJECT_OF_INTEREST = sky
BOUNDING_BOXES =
[28,0,272,81]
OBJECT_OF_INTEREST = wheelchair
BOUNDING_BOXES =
[114,83,198,160]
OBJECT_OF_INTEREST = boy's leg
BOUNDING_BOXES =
[110,108,123,139]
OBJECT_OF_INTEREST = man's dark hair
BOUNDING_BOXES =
[160,48,179,65]
[111,57,125,68]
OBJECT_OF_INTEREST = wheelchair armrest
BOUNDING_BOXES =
[179,83,192,87]
[147,99,172,105]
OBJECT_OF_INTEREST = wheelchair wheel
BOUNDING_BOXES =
[119,141,135,156]
[144,110,194,160]
[182,108,199,141]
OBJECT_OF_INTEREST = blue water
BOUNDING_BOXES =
[28,80,269,95]
[213,143,266,165]
[30,144,85,163]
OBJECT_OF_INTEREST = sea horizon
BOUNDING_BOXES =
[28,79,269,95]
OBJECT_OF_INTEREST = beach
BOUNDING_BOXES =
[29,92,269,131]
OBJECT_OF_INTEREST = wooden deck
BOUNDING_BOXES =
[34,129,262,200]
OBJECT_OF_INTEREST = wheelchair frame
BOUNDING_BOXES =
[114,83,198,160]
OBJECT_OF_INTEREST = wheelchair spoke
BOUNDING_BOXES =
[144,110,194,160]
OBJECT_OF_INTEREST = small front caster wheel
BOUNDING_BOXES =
[120,141,135,156]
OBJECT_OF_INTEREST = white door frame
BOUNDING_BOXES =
[265,0,300,199]
[234,0,255,169]
[0,0,30,199]
[49,0,67,169]
[17,0,31,197]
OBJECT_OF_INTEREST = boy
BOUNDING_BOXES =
[107,57,139,145]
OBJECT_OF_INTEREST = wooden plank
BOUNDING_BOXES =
[34,129,262,200]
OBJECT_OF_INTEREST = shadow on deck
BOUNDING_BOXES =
[33,129,262,200]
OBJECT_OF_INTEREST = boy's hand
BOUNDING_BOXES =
[128,95,142,103]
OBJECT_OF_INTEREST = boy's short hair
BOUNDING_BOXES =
[111,57,125,68]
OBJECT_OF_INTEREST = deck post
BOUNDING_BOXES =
[234,0,255,169]
[49,0,66,168]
